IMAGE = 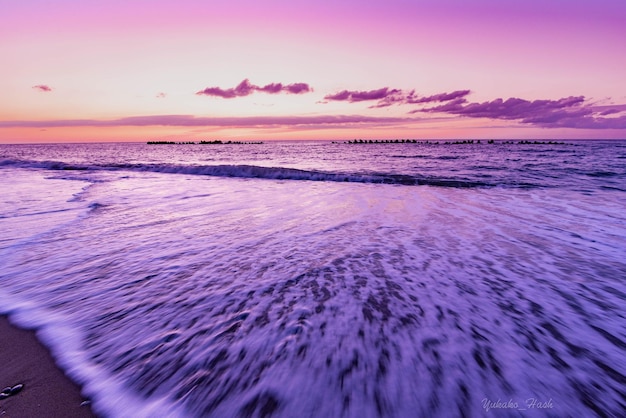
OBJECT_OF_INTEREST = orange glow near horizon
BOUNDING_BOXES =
[3,122,625,144]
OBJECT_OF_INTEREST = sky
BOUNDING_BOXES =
[1,0,625,142]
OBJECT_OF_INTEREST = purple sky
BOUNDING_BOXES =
[1,0,625,141]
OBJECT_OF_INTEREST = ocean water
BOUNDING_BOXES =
[0,140,625,417]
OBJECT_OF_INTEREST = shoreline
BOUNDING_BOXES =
[0,315,98,417]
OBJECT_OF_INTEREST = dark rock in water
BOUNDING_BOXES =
[0,384,24,399]
[10,384,23,395]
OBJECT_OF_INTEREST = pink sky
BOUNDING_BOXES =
[1,0,625,142]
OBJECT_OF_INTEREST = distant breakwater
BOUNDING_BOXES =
[147,140,572,146]
[147,140,264,145]
[342,139,572,145]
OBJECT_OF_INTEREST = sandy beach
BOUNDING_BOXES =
[0,316,97,418]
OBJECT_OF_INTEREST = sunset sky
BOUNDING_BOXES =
[1,0,625,142]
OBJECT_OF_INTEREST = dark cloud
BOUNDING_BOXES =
[592,104,626,116]
[324,87,470,108]
[408,98,467,114]
[196,79,312,98]
[535,112,626,129]
[324,88,402,105]
[323,84,626,129]
[284,83,312,94]
[406,90,471,104]
[419,95,626,129]
[324,90,351,101]
[32,85,53,92]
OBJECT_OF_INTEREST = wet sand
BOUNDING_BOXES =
[0,316,97,418]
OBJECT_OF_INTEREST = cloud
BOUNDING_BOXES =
[324,87,471,108]
[408,98,468,114]
[324,88,403,107]
[321,84,626,129]
[418,95,626,129]
[284,83,311,94]
[0,114,410,129]
[324,87,401,102]
[32,85,53,92]
[156,92,167,98]
[196,79,312,98]
[592,104,626,116]
[197,79,257,98]
[406,90,471,104]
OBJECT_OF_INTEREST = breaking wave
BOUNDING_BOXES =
[0,159,525,189]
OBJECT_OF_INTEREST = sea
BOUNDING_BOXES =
[0,140,625,417]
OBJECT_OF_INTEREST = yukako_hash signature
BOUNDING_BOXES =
[482,397,554,412]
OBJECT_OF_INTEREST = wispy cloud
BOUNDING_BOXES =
[0,114,409,128]
[32,85,53,92]
[324,83,626,129]
[196,79,312,98]
[324,87,402,103]
[406,90,471,104]
[156,92,167,99]
[7,85,626,131]
[592,104,626,116]
[418,96,626,129]
[323,87,471,108]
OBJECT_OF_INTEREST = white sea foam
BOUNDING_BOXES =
[1,142,625,417]
[0,290,186,418]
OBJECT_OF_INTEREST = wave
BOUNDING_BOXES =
[0,158,521,189]
[390,154,466,160]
